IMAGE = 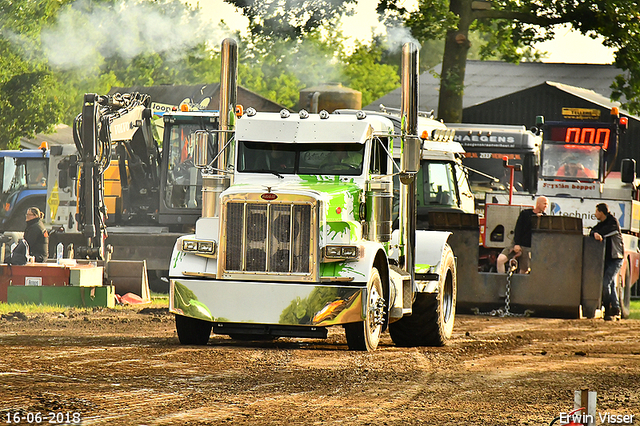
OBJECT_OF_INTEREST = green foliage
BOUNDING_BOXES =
[403,0,640,118]
[0,69,67,148]
[225,0,356,41]
[341,42,400,107]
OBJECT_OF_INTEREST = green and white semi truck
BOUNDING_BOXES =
[168,40,467,351]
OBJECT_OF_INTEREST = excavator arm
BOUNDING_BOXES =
[72,92,155,260]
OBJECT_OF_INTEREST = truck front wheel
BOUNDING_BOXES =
[344,267,384,351]
[389,244,456,347]
[175,314,212,345]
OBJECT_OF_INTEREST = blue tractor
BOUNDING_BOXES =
[0,146,49,232]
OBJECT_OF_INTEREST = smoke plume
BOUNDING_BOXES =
[40,0,227,70]
[386,25,421,53]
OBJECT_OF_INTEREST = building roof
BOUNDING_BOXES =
[20,84,284,149]
[109,84,284,114]
[20,124,74,149]
[366,61,625,113]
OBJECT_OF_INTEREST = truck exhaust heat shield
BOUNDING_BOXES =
[400,42,420,175]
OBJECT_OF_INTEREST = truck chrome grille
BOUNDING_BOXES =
[224,201,312,275]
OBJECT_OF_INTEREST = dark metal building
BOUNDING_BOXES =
[367,61,639,168]
[463,81,640,165]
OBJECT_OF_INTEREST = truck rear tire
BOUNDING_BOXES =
[344,267,384,351]
[175,314,212,345]
[389,244,456,347]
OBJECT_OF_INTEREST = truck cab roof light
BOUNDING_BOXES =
[611,106,619,117]
[180,104,190,112]
[299,109,309,119]
[246,107,257,117]
[356,110,367,120]
[319,110,330,119]
[280,109,291,118]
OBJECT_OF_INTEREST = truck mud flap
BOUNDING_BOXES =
[437,213,601,319]
[105,260,150,302]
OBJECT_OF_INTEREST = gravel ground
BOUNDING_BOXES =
[0,307,639,426]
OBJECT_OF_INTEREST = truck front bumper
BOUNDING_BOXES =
[170,278,366,327]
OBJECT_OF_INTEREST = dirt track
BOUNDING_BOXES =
[0,307,639,426]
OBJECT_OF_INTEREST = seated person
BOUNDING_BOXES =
[320,145,363,173]
[268,149,293,171]
[556,160,596,178]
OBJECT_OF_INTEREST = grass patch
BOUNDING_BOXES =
[0,303,68,315]
[0,294,169,314]
[630,299,640,319]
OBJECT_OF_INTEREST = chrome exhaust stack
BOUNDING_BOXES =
[202,38,238,218]
[399,42,420,280]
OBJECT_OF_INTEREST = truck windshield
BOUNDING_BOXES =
[462,154,525,193]
[0,158,47,193]
[238,141,365,176]
[542,144,600,180]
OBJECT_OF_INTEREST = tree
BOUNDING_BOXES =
[224,0,357,41]
[341,41,400,107]
[236,27,400,110]
[0,0,72,147]
[404,0,640,122]
[0,0,226,140]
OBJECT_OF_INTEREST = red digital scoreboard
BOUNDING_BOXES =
[545,123,616,150]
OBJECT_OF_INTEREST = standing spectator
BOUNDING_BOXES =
[24,207,49,263]
[590,203,624,321]
[496,196,549,274]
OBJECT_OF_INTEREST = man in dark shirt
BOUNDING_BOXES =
[590,203,624,320]
[496,196,549,274]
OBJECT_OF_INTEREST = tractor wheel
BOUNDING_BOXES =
[175,314,212,345]
[344,267,384,351]
[389,244,456,347]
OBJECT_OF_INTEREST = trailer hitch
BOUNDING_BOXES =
[471,258,534,317]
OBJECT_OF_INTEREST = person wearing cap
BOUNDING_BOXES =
[590,203,624,320]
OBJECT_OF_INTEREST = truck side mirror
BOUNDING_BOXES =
[192,131,209,167]
[621,158,636,183]
[68,155,78,180]
[58,170,68,189]
[401,135,420,174]
[57,155,77,188]
[522,153,539,193]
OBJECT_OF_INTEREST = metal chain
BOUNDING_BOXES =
[472,258,534,317]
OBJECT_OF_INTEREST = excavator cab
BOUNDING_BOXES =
[157,111,220,228]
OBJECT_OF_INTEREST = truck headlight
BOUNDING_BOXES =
[326,246,341,257]
[341,246,358,257]
[197,241,215,254]
[324,245,359,260]
[182,239,217,256]
[183,240,198,251]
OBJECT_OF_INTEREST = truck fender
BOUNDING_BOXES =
[415,230,452,292]
[169,236,210,277]
[331,240,387,284]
